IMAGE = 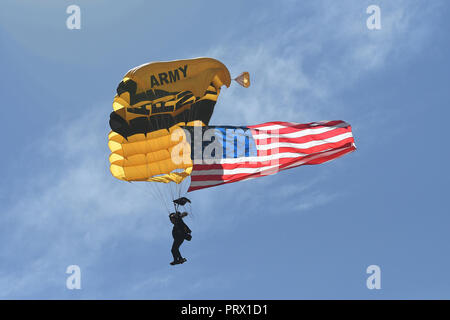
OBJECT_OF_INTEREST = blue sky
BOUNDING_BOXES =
[0,0,449,299]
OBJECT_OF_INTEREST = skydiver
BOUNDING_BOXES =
[169,211,192,265]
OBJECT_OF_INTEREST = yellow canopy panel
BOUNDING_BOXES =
[108,125,195,184]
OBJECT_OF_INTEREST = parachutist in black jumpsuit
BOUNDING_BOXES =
[169,211,191,265]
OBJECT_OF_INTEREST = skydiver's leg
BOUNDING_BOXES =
[171,237,184,261]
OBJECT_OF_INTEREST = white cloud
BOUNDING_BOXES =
[0,0,438,298]
[0,107,170,298]
[206,0,435,126]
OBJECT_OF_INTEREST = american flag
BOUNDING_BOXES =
[187,120,356,192]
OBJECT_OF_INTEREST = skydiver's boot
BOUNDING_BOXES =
[170,257,187,266]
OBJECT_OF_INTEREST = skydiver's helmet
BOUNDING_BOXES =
[169,213,177,224]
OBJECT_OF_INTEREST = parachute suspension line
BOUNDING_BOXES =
[168,180,175,203]
[135,181,170,214]
[129,182,156,207]
[178,182,184,207]
[187,201,193,220]
[178,178,183,201]
[148,179,170,213]
[180,175,190,199]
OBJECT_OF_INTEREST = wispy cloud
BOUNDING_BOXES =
[0,0,439,298]
[206,0,435,126]
[0,107,170,298]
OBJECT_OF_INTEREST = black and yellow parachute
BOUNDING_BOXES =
[108,58,233,185]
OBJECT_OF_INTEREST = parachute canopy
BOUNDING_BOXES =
[108,58,232,184]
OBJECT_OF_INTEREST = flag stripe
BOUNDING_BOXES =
[191,141,355,174]
[250,121,349,139]
[253,125,351,144]
[188,144,356,191]
[188,121,356,192]
[247,120,346,130]
[190,143,354,181]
